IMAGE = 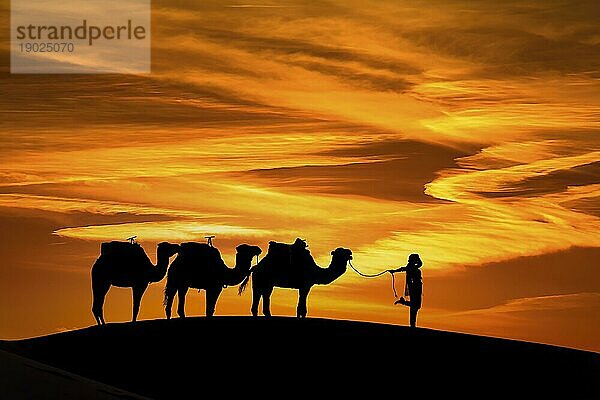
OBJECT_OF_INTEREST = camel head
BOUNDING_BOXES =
[236,244,262,263]
[331,247,353,265]
[227,244,262,288]
[312,247,352,285]
[157,242,180,258]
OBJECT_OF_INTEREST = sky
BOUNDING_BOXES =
[0,0,599,352]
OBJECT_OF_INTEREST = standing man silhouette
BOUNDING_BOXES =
[389,254,423,328]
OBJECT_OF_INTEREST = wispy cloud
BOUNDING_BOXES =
[1,0,599,349]
[457,293,600,315]
[225,4,298,8]
[54,220,273,241]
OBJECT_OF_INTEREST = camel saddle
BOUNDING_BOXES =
[178,242,228,270]
[179,242,221,258]
[265,238,315,269]
[100,241,145,258]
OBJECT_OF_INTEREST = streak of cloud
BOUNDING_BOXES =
[1,0,599,350]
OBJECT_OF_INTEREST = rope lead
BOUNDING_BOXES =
[348,261,399,299]
[348,260,388,277]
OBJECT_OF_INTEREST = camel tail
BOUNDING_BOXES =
[163,279,175,307]
[163,288,169,307]
[238,268,253,295]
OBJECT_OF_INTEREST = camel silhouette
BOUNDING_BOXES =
[164,243,262,318]
[239,239,352,318]
[91,241,180,325]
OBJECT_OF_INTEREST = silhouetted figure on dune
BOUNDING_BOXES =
[91,241,179,325]
[239,238,353,318]
[164,243,262,318]
[389,253,423,328]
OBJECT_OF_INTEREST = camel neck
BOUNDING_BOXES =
[314,258,347,285]
[223,253,253,286]
[234,253,252,270]
[148,252,170,282]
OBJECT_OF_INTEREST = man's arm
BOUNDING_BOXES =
[388,266,406,273]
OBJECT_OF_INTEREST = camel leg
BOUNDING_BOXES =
[297,286,311,318]
[251,280,261,317]
[177,287,188,318]
[262,286,274,317]
[164,285,176,319]
[206,286,222,317]
[132,284,147,322]
[92,281,110,326]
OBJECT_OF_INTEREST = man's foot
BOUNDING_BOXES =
[394,297,408,306]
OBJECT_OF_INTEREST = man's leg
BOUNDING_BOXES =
[395,297,409,306]
[410,306,418,328]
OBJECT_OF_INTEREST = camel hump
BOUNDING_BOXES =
[266,238,312,265]
[100,241,144,257]
[179,242,222,258]
[268,238,307,252]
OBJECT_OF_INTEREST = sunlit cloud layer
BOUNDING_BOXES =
[430,293,600,350]
[56,221,272,242]
[1,0,599,350]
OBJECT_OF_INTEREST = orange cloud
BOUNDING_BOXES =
[0,0,599,351]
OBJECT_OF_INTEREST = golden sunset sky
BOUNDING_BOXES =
[1,0,599,351]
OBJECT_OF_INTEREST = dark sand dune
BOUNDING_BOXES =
[2,317,598,399]
[0,349,148,399]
